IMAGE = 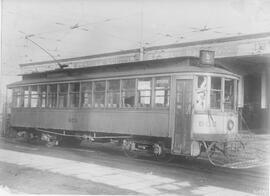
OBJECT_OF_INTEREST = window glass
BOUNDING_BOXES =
[224,79,235,110]
[108,80,120,91]
[39,85,47,108]
[121,79,135,108]
[58,83,68,108]
[107,80,120,108]
[211,77,221,90]
[69,83,80,107]
[30,86,38,108]
[195,76,207,111]
[81,82,92,108]
[210,77,222,109]
[95,81,106,91]
[12,88,22,107]
[137,78,152,108]
[94,81,105,108]
[48,84,57,108]
[22,86,29,107]
[154,77,170,108]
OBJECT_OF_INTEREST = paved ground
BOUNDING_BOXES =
[0,137,269,195]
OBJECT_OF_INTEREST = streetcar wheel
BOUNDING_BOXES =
[153,142,173,162]
[122,140,138,158]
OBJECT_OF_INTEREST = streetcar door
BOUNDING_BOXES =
[173,79,193,154]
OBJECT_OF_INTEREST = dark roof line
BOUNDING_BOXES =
[20,31,270,67]
[20,48,140,67]
[146,31,270,51]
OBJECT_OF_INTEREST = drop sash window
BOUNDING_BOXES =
[81,82,92,108]
[94,81,106,108]
[137,78,152,108]
[154,77,170,108]
[69,83,80,108]
[48,84,57,108]
[39,85,47,108]
[22,86,30,108]
[30,85,38,108]
[58,84,68,108]
[107,80,120,108]
[12,88,22,108]
[121,79,136,108]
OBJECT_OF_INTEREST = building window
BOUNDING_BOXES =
[48,84,57,108]
[94,81,105,108]
[22,86,30,107]
[69,83,80,108]
[39,85,47,108]
[224,78,235,110]
[30,85,38,108]
[12,88,22,108]
[58,83,68,108]
[154,77,170,108]
[121,79,136,108]
[137,78,152,108]
[81,82,92,108]
[107,80,120,108]
[210,77,222,109]
[195,76,207,111]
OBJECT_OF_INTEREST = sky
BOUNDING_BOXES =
[1,0,270,85]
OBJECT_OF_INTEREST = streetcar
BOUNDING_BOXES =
[8,50,245,167]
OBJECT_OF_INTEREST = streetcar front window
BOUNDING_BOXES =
[210,77,222,109]
[194,76,207,111]
[224,79,235,110]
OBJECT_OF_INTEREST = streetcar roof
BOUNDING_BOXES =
[8,58,239,88]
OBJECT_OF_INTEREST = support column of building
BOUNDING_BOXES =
[267,62,270,133]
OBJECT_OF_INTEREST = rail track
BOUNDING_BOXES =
[2,137,268,181]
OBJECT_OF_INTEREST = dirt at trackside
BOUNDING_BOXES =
[0,161,136,195]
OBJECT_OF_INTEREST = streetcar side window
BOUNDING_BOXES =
[194,76,207,111]
[107,80,120,108]
[154,77,170,108]
[39,85,47,108]
[137,78,152,108]
[12,88,22,108]
[30,85,38,108]
[58,84,68,108]
[121,79,136,108]
[94,81,106,108]
[48,84,57,108]
[22,86,30,107]
[69,83,80,108]
[210,77,222,109]
[81,82,92,108]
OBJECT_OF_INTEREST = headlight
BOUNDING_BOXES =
[227,119,234,131]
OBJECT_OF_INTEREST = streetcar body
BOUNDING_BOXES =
[8,56,240,158]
